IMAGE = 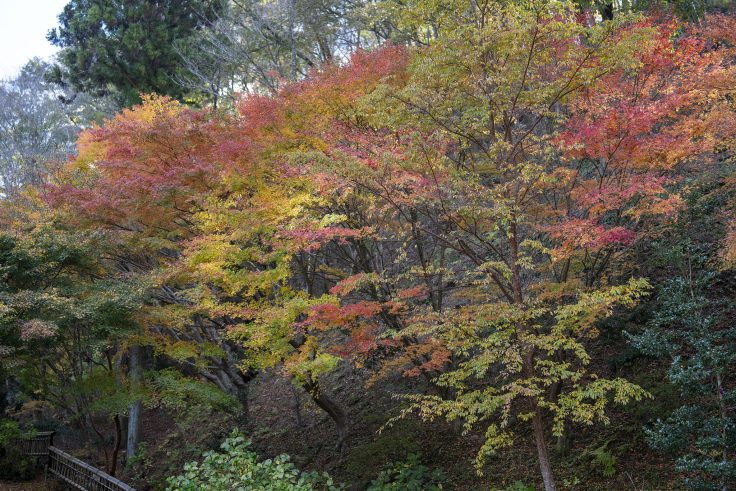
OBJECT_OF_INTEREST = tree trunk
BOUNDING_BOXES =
[236,383,250,424]
[288,0,298,80]
[511,216,556,490]
[549,354,571,456]
[126,401,141,460]
[292,384,303,427]
[304,378,348,452]
[532,407,557,491]
[110,414,123,476]
[126,345,142,462]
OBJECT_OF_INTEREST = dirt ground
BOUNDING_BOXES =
[0,476,49,491]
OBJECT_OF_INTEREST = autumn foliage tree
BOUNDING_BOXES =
[26,2,736,488]
[47,93,362,449]
[204,3,736,490]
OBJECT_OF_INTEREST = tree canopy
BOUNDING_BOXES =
[1,0,735,489]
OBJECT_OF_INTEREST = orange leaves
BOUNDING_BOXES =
[548,219,636,261]
[304,301,383,331]
[37,11,736,413]
[402,343,451,378]
[47,96,237,232]
[697,14,736,50]
[278,44,408,120]
[397,284,429,301]
[301,300,388,362]
[570,174,682,221]
[549,14,736,264]
[329,273,380,296]
[236,45,408,155]
[560,19,712,172]
[279,225,375,253]
[335,324,383,360]
[562,13,736,174]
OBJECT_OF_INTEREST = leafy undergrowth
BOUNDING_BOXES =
[122,407,235,489]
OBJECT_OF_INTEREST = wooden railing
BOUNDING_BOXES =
[47,446,136,491]
[18,431,55,456]
[18,430,136,491]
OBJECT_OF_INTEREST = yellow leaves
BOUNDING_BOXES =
[553,277,651,336]
[318,213,349,228]
[720,217,736,269]
[182,182,307,298]
[140,325,226,370]
[284,336,341,383]
[228,293,339,375]
[71,132,106,172]
[474,424,515,473]
[126,94,183,124]
[404,274,652,473]
[551,377,651,436]
[0,187,58,232]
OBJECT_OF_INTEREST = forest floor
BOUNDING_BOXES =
[119,347,685,490]
[0,476,50,491]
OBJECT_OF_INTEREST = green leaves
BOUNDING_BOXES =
[633,270,736,489]
[48,0,224,105]
[145,369,237,417]
[368,453,445,490]
[166,430,341,491]
[0,227,143,347]
[0,221,153,443]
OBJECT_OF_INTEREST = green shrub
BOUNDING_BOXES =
[367,453,445,490]
[165,430,340,490]
[503,481,535,491]
[590,446,617,478]
[0,419,36,480]
[344,417,422,481]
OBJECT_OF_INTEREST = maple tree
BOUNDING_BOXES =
[46,92,363,450]
[40,97,258,466]
[204,3,736,490]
